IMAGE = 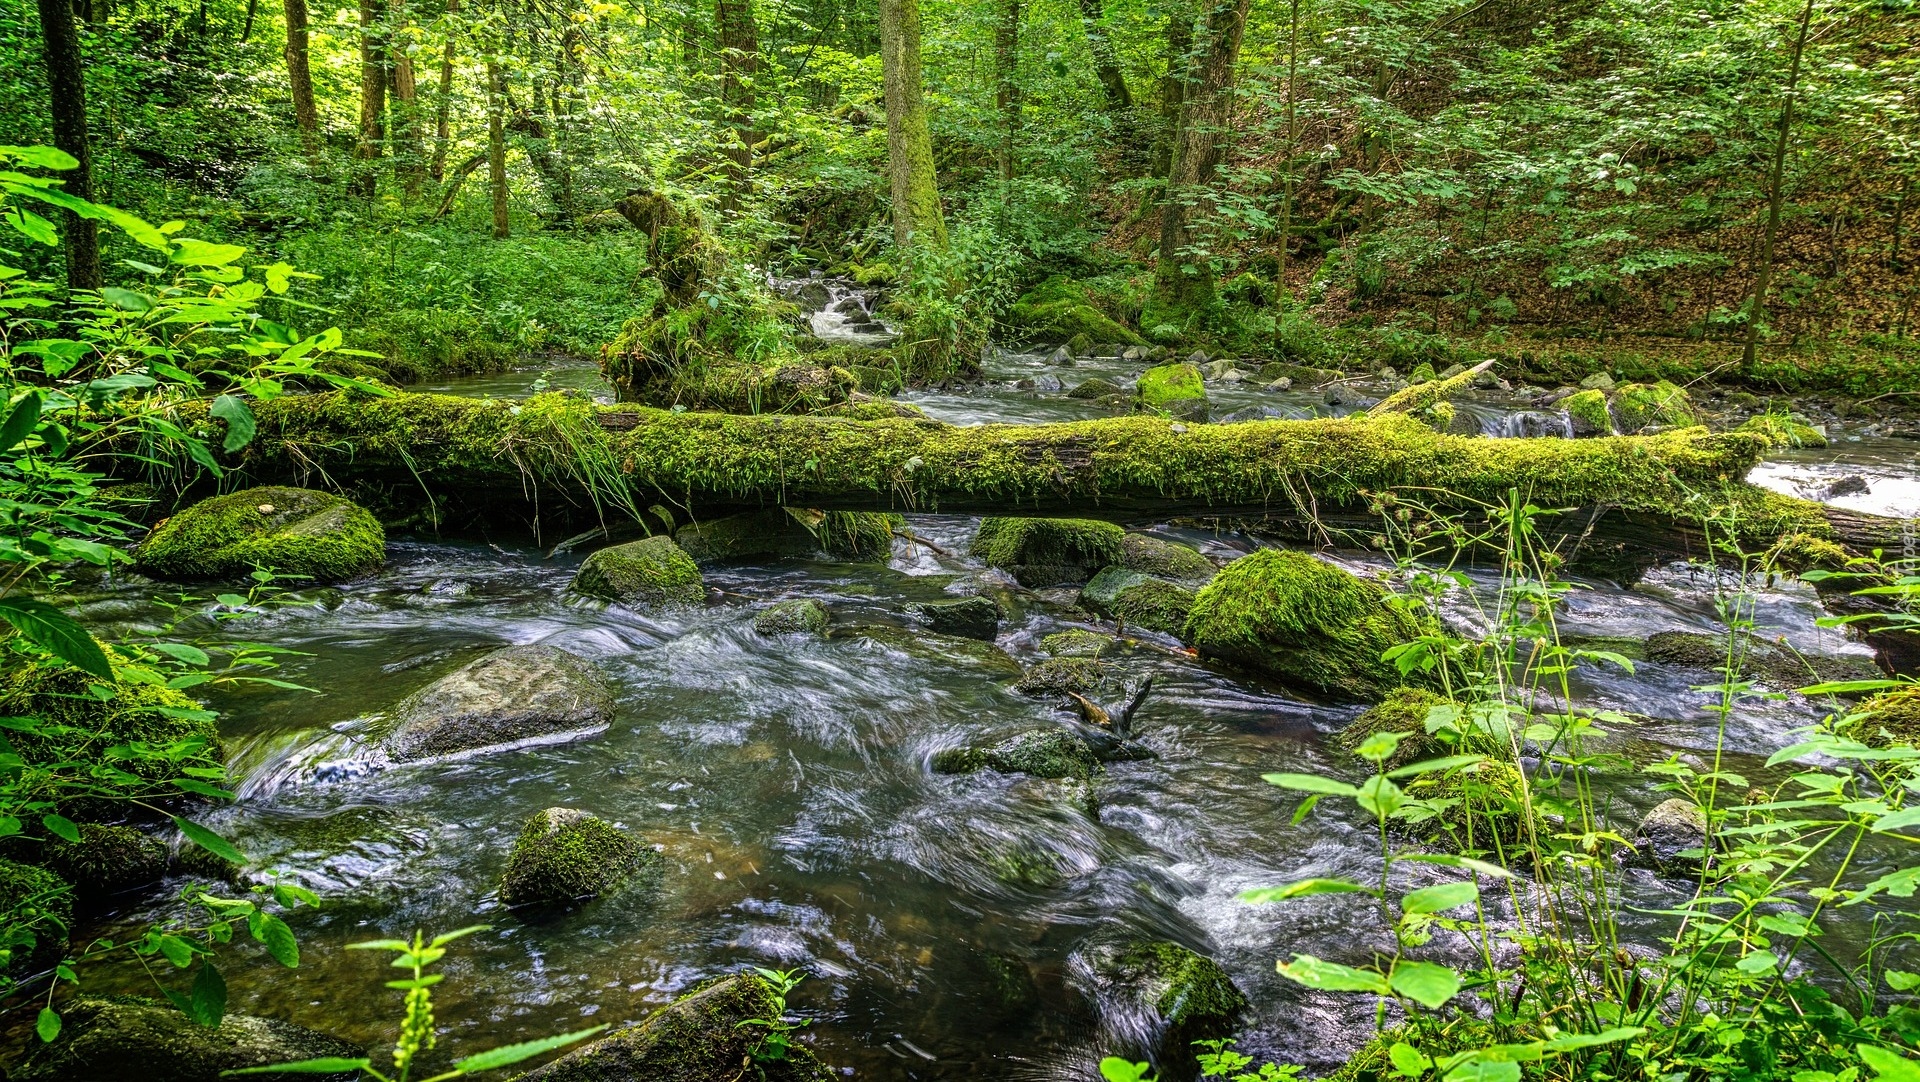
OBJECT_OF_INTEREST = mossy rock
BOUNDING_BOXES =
[1405,759,1529,846]
[1561,388,1614,437]
[1637,797,1708,872]
[384,644,616,761]
[520,971,832,1082]
[1041,629,1115,658]
[135,486,385,584]
[971,517,1125,587]
[499,807,660,910]
[9,997,366,1082]
[1005,275,1145,347]
[1644,630,1875,690]
[908,596,1001,641]
[1078,568,1196,636]
[37,824,168,902]
[1612,380,1699,432]
[1738,414,1828,449]
[1844,686,1920,748]
[572,535,705,606]
[1183,550,1437,702]
[753,598,830,636]
[1068,377,1123,399]
[1257,361,1344,385]
[1066,332,1094,356]
[1764,531,1850,574]
[675,508,895,564]
[0,659,222,797]
[844,625,1024,677]
[933,728,1100,782]
[1118,534,1214,581]
[1013,658,1107,696]
[1336,687,1450,770]
[1073,937,1247,1064]
[0,858,71,977]
[1136,363,1208,421]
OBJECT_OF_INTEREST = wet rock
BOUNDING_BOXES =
[1121,345,1148,362]
[1014,658,1108,696]
[520,972,832,1082]
[1119,535,1214,581]
[1264,376,1293,391]
[10,997,364,1082]
[499,807,659,910]
[38,824,168,902]
[1817,475,1870,499]
[1071,937,1247,1071]
[970,517,1125,587]
[1579,372,1616,391]
[1218,405,1284,423]
[1637,798,1708,872]
[1044,346,1074,366]
[991,728,1100,779]
[1337,687,1452,770]
[845,625,1023,677]
[572,535,705,606]
[0,858,70,976]
[1324,384,1365,408]
[384,644,616,761]
[1068,376,1124,399]
[1258,361,1342,385]
[1136,363,1209,421]
[1041,629,1116,658]
[1185,350,1209,367]
[1078,568,1197,637]
[791,280,833,308]
[1643,630,1878,689]
[1027,373,1065,393]
[135,486,385,584]
[674,508,896,564]
[753,598,830,635]
[909,596,1001,641]
[1067,333,1095,357]
[1562,388,1613,437]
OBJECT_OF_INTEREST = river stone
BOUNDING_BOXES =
[384,644,615,761]
[1638,798,1708,871]
[9,997,364,1082]
[1069,376,1123,399]
[39,824,169,901]
[519,972,832,1082]
[971,517,1125,587]
[1118,535,1214,581]
[909,596,1002,641]
[499,807,659,909]
[1013,658,1107,696]
[1071,937,1247,1066]
[572,535,705,606]
[1136,363,1209,421]
[135,486,385,584]
[1078,568,1197,637]
[1041,629,1116,658]
[753,598,830,635]
[1579,372,1616,391]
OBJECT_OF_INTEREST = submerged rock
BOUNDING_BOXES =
[135,486,385,584]
[908,596,1002,641]
[384,644,616,761]
[1079,568,1198,636]
[970,517,1125,587]
[1041,629,1116,658]
[844,625,1024,677]
[1072,937,1247,1070]
[38,824,169,902]
[10,997,364,1082]
[1637,798,1708,872]
[1183,550,1436,702]
[520,972,832,1082]
[934,728,1101,784]
[1013,658,1107,696]
[1643,630,1876,689]
[675,508,896,563]
[1136,362,1209,421]
[753,598,830,635]
[572,535,705,606]
[499,807,659,910]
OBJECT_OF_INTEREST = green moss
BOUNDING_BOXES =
[1081,568,1198,636]
[1005,275,1146,346]
[572,535,705,606]
[1135,363,1208,419]
[1118,534,1213,580]
[1013,657,1107,696]
[1069,377,1123,399]
[1562,388,1614,435]
[1738,414,1828,449]
[1337,687,1451,769]
[1406,759,1529,846]
[1408,362,1436,383]
[753,598,830,635]
[135,486,385,584]
[818,510,899,560]
[1065,332,1094,356]
[1644,630,1873,689]
[1845,686,1920,748]
[677,508,895,563]
[0,659,222,796]
[0,858,71,976]
[38,825,168,900]
[1041,629,1115,658]
[499,808,659,909]
[1612,380,1700,432]
[931,746,990,774]
[1122,940,1246,1035]
[1766,532,1851,574]
[985,728,1099,779]
[1183,550,1438,702]
[983,836,1069,889]
[971,517,1126,587]
[1367,363,1485,417]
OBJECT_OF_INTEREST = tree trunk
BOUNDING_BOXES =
[1274,0,1304,303]
[389,0,426,196]
[353,0,387,198]
[36,0,101,293]
[1138,3,1192,217]
[1147,0,1250,325]
[241,0,258,41]
[283,0,322,163]
[716,0,758,202]
[995,0,1020,183]
[1077,0,1132,112]
[877,0,946,248]
[1741,0,1816,368]
[487,58,509,238]
[431,0,458,181]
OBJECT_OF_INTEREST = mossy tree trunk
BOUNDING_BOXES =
[283,0,322,167]
[716,0,758,203]
[995,0,1020,184]
[486,58,509,237]
[35,0,101,292]
[878,0,947,249]
[430,0,459,181]
[353,0,387,199]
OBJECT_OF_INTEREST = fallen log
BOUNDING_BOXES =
[171,391,1904,562]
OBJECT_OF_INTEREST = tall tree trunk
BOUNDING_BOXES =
[1273,0,1304,303]
[1148,6,1192,184]
[994,0,1020,184]
[1076,0,1132,112]
[35,0,100,292]
[487,58,509,238]
[431,0,458,181]
[389,0,425,196]
[1147,0,1250,326]
[877,0,946,248]
[1741,0,1816,367]
[353,0,387,198]
[283,0,321,164]
[716,0,758,202]
[240,0,258,41]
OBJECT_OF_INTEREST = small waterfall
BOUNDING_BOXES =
[228,723,391,802]
[770,272,896,347]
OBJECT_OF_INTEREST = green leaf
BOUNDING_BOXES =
[1389,960,1461,1009]
[35,1006,60,1042]
[1355,730,1407,762]
[1386,754,1487,779]
[157,934,196,968]
[1397,853,1517,879]
[1735,950,1779,975]
[1262,773,1360,796]
[255,913,298,968]
[428,924,492,948]
[1240,878,1371,903]
[98,286,153,311]
[187,961,227,1028]
[209,395,256,454]
[1444,1061,1520,1082]
[1100,1059,1156,1082]
[1872,807,1920,835]
[2,146,81,170]
[0,391,42,451]
[149,642,212,666]
[1388,1042,1432,1077]
[1859,1044,1920,1082]
[40,814,80,843]
[5,207,57,246]
[173,817,247,865]
[170,238,247,268]
[1356,775,1407,817]
[1277,955,1390,995]
[1538,1027,1644,1052]
[221,1057,373,1076]
[0,598,113,679]
[1402,881,1479,915]
[453,1024,609,1072]
[1888,971,1920,992]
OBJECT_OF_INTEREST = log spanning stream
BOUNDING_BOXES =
[55,324,1920,1077]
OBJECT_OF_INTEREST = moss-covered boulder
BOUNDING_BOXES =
[1005,276,1145,347]
[1013,658,1108,696]
[1337,688,1450,770]
[908,596,1002,641]
[0,661,222,794]
[675,508,895,564]
[519,971,832,1082]
[384,645,616,761]
[499,807,659,910]
[0,858,71,977]
[1636,797,1708,873]
[1136,363,1208,421]
[1072,937,1247,1066]
[1738,414,1828,449]
[1644,630,1875,689]
[38,824,169,902]
[753,598,830,636]
[1183,550,1436,702]
[1612,380,1699,432]
[572,536,705,606]
[1041,629,1116,658]
[1845,686,1920,748]
[1405,759,1529,846]
[971,517,1125,587]
[1069,376,1124,399]
[1561,389,1614,437]
[937,728,1101,783]
[845,625,1023,677]
[1079,568,1197,636]
[9,997,365,1082]
[1118,534,1213,581]
[135,486,384,584]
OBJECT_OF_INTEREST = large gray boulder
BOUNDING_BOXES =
[10,998,363,1082]
[384,644,615,761]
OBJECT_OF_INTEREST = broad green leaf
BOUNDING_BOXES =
[0,598,113,679]
[1388,960,1461,1009]
[1388,1042,1431,1077]
[1262,773,1359,797]
[209,395,256,454]
[157,934,196,968]
[221,1057,373,1075]
[1872,807,1920,835]
[1240,878,1371,903]
[149,642,212,666]
[4,207,57,246]
[1538,1027,1644,1052]
[173,817,248,865]
[1888,971,1920,992]
[1386,754,1487,779]
[170,238,247,267]
[35,1007,59,1042]
[1445,1061,1521,1082]
[255,913,298,968]
[1277,955,1389,995]
[1100,1059,1156,1082]
[2,146,81,170]
[1859,1044,1920,1082]
[453,1025,609,1072]
[98,286,152,311]
[1735,950,1779,975]
[40,814,80,843]
[1397,853,1517,879]
[1355,730,1407,762]
[1402,881,1479,916]
[188,961,227,1028]
[1356,775,1407,817]
[1,391,43,451]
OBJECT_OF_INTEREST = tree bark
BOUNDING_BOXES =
[283,0,322,164]
[1741,0,1816,367]
[877,0,946,248]
[1077,0,1132,112]
[36,0,101,293]
[431,0,459,181]
[1274,0,1304,303]
[241,0,259,41]
[1147,0,1250,325]
[389,0,426,196]
[995,0,1020,183]
[353,0,387,198]
[716,0,758,202]
[487,58,509,238]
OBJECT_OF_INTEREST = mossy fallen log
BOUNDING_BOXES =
[180,391,1901,559]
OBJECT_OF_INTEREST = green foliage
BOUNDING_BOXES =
[135,487,387,584]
